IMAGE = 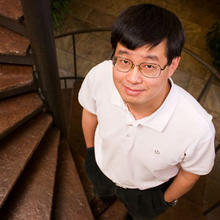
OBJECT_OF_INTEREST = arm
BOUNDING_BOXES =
[82,108,98,148]
[164,168,200,202]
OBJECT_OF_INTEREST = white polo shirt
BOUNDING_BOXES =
[78,60,215,190]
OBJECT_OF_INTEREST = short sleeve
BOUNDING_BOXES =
[180,125,216,175]
[78,67,97,115]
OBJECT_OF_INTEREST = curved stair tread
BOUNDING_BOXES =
[0,92,43,139]
[0,64,33,96]
[0,26,29,56]
[155,198,205,220]
[52,140,94,220]
[0,126,59,219]
[98,200,127,220]
[0,0,23,21]
[0,113,52,208]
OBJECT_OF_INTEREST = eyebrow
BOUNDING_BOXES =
[144,55,159,62]
[117,50,129,55]
[117,50,159,62]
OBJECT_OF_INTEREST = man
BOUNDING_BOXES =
[78,4,215,220]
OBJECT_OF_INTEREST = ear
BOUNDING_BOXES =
[168,56,181,77]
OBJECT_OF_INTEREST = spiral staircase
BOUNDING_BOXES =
[0,0,93,219]
[0,0,220,219]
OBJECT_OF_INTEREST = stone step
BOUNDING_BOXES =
[0,54,33,65]
[0,25,29,56]
[0,92,43,140]
[61,88,73,138]
[98,200,127,220]
[0,64,34,99]
[0,126,60,219]
[0,113,52,208]
[0,0,23,21]
[0,14,26,37]
[156,198,205,220]
[98,197,206,220]
[52,140,94,220]
[69,81,94,202]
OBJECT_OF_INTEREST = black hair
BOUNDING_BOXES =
[111,4,185,65]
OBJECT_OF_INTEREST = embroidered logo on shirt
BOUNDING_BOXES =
[154,149,160,154]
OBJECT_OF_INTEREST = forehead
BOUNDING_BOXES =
[115,40,168,62]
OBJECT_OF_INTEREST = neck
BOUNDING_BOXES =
[127,81,171,120]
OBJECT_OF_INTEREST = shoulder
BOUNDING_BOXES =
[173,84,215,139]
[79,60,113,99]
[86,60,112,81]
[78,60,113,113]
[84,60,113,93]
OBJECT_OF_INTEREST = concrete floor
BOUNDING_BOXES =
[55,0,220,219]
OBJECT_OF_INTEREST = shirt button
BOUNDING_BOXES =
[126,134,130,137]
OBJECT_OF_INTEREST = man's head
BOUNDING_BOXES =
[111,4,185,65]
[111,4,185,117]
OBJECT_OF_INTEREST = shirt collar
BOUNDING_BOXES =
[111,78,179,132]
[111,84,127,109]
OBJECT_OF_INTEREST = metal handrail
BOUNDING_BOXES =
[55,27,112,85]
[55,27,220,155]
[183,48,220,81]
[182,47,220,102]
[55,28,220,103]
[55,27,111,39]
[62,27,220,217]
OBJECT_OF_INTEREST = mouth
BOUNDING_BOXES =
[124,86,145,96]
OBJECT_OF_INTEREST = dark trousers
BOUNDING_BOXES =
[85,148,173,220]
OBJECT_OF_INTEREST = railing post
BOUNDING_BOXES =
[72,34,77,79]
[21,0,67,136]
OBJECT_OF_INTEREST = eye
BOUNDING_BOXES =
[145,64,153,69]
[142,64,157,70]
[118,58,130,65]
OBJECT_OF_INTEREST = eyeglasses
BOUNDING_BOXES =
[112,56,168,78]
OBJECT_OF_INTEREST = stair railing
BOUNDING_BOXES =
[21,0,67,136]
[55,28,219,100]
[55,27,112,85]
[55,28,220,216]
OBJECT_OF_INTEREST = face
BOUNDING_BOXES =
[112,40,180,112]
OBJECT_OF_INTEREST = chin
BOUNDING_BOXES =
[124,96,146,106]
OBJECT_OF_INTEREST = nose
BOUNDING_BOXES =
[126,65,143,84]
